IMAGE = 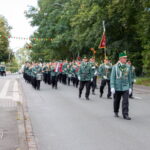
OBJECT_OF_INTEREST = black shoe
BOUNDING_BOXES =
[92,92,96,95]
[100,93,103,98]
[79,94,81,98]
[107,96,112,99]
[123,115,131,120]
[114,113,119,117]
[129,96,134,99]
[86,97,89,100]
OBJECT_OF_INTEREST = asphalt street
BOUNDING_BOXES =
[19,75,150,150]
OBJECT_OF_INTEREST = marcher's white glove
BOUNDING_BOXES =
[103,76,107,79]
[94,71,97,75]
[78,77,81,81]
[134,79,136,83]
[129,88,132,95]
[91,78,93,82]
[111,88,115,95]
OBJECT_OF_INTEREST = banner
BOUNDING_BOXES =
[98,32,106,49]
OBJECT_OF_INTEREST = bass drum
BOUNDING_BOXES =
[36,73,43,80]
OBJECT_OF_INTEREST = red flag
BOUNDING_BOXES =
[98,32,106,48]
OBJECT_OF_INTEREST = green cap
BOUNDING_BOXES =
[83,56,87,59]
[119,52,127,58]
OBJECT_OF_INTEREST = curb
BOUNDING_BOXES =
[17,102,28,150]
[17,78,38,150]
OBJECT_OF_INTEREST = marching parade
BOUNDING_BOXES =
[0,0,150,150]
[23,51,136,120]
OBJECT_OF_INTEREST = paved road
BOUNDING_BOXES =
[20,75,150,150]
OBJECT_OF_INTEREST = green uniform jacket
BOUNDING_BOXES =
[78,62,92,81]
[32,66,42,77]
[98,63,112,80]
[62,63,68,75]
[50,67,59,76]
[110,62,132,91]
[42,66,49,74]
[129,65,136,82]
[70,66,76,78]
[89,62,98,78]
[1,66,6,71]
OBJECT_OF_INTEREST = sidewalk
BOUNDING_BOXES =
[0,77,28,150]
[0,107,19,150]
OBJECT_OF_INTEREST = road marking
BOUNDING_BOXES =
[0,79,20,108]
[134,88,150,93]
[134,96,142,100]
[13,80,20,102]
[0,80,10,98]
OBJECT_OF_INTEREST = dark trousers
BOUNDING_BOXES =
[114,90,129,116]
[36,80,41,90]
[75,75,79,88]
[67,77,71,85]
[79,81,91,98]
[51,76,58,89]
[91,76,97,93]
[43,73,47,83]
[47,74,51,85]
[62,74,67,84]
[100,79,111,97]
[0,71,6,76]
[32,77,36,89]
[71,77,76,86]
[58,73,62,83]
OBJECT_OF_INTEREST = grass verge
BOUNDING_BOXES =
[136,77,150,86]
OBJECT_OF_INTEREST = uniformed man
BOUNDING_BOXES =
[89,57,98,95]
[50,62,60,89]
[1,65,6,76]
[78,56,92,100]
[98,57,112,99]
[42,63,49,84]
[32,63,42,90]
[110,52,132,120]
[127,60,136,98]
[62,60,68,85]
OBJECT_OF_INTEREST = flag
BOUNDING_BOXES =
[98,32,106,48]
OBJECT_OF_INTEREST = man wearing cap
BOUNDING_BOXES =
[110,52,132,120]
[78,56,92,100]
[89,57,98,95]
[98,57,112,99]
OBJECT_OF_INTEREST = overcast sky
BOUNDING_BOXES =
[0,0,37,51]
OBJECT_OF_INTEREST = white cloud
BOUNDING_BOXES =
[0,0,37,51]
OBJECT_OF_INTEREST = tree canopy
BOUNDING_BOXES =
[26,0,150,76]
[0,15,11,63]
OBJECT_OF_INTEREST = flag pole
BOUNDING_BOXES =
[102,20,107,59]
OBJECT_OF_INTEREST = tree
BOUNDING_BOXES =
[0,15,11,63]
